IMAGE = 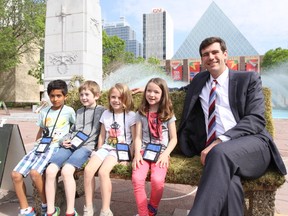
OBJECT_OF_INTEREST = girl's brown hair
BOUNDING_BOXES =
[108,83,134,112]
[138,77,174,121]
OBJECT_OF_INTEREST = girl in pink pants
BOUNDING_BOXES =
[132,78,177,216]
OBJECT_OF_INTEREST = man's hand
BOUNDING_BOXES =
[131,87,144,94]
[201,138,222,165]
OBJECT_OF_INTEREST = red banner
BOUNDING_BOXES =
[226,60,238,70]
[189,61,200,81]
[171,61,183,81]
[246,59,258,72]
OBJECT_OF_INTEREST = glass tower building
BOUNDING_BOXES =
[103,17,142,57]
[143,8,174,60]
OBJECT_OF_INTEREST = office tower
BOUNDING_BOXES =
[143,8,174,60]
[103,17,142,57]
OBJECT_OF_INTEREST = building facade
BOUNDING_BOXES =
[103,17,142,57]
[143,8,174,60]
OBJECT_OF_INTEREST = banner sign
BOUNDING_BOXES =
[246,59,259,72]
[189,61,200,81]
[227,59,238,70]
[171,60,183,81]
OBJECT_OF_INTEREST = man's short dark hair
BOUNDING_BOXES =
[47,79,68,95]
[199,37,227,57]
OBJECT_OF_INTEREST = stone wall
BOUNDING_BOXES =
[0,49,40,103]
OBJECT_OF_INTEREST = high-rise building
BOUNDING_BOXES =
[143,8,174,60]
[103,17,142,57]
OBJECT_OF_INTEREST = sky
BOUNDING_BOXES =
[100,0,288,56]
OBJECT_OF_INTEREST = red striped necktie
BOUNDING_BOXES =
[206,80,217,146]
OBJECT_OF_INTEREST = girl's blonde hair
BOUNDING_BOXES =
[78,80,101,97]
[108,83,134,112]
[138,77,174,121]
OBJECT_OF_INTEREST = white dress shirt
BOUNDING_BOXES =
[199,68,237,141]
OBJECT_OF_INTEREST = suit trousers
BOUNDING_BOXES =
[188,135,271,216]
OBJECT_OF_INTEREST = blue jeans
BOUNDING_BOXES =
[49,146,91,168]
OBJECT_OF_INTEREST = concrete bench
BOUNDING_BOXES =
[33,87,286,216]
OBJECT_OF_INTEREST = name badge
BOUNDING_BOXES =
[36,137,53,153]
[70,131,89,150]
[116,143,131,162]
[143,143,162,162]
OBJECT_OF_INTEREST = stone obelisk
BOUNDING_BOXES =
[44,0,102,89]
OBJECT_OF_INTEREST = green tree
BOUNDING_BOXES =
[261,48,288,73]
[102,31,126,77]
[0,0,46,72]
[147,56,161,65]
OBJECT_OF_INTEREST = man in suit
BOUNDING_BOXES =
[178,37,286,216]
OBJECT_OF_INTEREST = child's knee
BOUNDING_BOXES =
[46,165,59,177]
[84,164,95,177]
[132,173,146,185]
[11,171,22,182]
[61,164,75,178]
[29,169,41,181]
[98,168,109,178]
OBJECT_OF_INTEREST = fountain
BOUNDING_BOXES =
[102,62,288,118]
[261,62,288,118]
[102,63,188,90]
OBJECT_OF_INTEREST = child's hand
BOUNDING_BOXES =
[132,152,143,170]
[62,139,72,148]
[156,152,169,168]
[119,161,129,166]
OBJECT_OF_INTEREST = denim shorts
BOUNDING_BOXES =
[91,145,117,161]
[49,146,91,169]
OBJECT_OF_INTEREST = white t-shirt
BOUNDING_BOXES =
[100,110,136,148]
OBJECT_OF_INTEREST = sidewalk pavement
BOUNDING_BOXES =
[0,108,287,216]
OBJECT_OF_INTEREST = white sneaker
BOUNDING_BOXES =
[83,205,94,216]
[99,209,113,216]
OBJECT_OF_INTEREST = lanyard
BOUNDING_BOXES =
[44,105,64,137]
[112,111,126,143]
[81,105,97,136]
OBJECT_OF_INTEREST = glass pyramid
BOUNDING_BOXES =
[173,2,259,59]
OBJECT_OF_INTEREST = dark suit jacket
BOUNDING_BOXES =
[178,70,287,175]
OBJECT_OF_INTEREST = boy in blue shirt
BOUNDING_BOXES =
[11,79,76,216]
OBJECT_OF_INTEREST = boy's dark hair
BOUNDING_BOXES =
[47,79,68,95]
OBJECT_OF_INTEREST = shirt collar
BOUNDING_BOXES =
[209,67,229,87]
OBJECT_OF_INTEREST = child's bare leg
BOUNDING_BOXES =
[45,164,59,213]
[11,171,29,209]
[30,169,46,204]
[98,156,118,211]
[84,156,103,207]
[61,164,76,214]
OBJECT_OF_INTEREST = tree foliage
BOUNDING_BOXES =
[261,48,288,73]
[102,31,161,78]
[102,31,126,77]
[0,0,46,72]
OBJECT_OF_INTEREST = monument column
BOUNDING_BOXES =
[44,0,102,89]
